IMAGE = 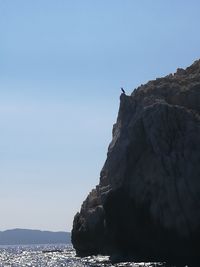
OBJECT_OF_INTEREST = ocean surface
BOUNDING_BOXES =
[0,244,184,267]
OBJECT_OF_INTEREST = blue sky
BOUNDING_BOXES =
[0,0,200,231]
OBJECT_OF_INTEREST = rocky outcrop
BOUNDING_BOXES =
[72,60,200,265]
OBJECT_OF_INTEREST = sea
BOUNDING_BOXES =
[0,244,186,267]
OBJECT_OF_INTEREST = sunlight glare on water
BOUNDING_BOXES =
[0,244,175,267]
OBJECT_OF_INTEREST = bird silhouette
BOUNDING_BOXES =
[121,87,125,94]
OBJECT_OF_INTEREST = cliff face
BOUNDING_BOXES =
[72,60,200,264]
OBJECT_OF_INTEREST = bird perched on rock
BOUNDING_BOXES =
[121,87,126,94]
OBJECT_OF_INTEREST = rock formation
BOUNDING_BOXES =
[72,60,200,265]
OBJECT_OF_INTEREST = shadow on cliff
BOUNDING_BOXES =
[104,187,200,265]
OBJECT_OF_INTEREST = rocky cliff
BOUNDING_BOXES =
[72,60,200,265]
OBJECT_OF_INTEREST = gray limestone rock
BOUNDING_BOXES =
[71,60,200,265]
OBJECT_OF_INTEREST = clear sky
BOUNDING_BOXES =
[0,0,200,232]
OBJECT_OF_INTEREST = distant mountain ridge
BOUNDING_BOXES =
[0,229,71,245]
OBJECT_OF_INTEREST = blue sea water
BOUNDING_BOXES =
[0,244,183,267]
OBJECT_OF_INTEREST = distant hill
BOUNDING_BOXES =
[0,229,71,245]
